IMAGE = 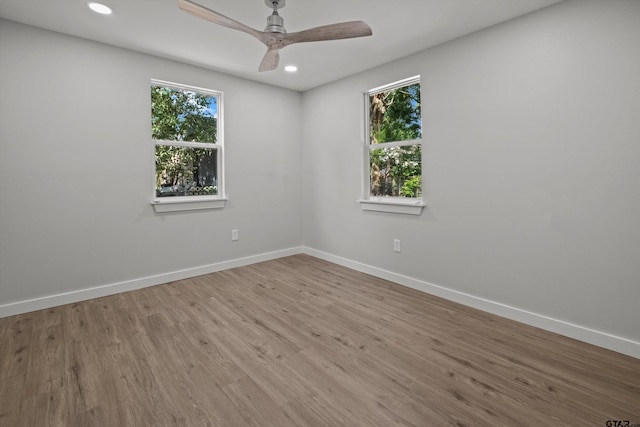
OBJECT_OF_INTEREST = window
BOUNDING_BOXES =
[360,76,424,215]
[150,80,225,212]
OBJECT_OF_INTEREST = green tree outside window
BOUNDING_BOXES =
[368,81,421,198]
[151,83,220,197]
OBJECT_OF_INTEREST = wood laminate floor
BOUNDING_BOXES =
[1,254,639,426]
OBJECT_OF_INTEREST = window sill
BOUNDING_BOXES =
[358,198,425,215]
[151,196,227,213]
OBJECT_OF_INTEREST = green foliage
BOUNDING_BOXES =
[370,83,421,144]
[151,85,218,194]
[369,83,422,197]
[370,145,422,198]
[151,86,217,143]
[401,175,422,198]
[155,146,190,187]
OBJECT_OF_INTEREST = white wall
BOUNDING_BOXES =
[302,0,640,348]
[0,20,303,309]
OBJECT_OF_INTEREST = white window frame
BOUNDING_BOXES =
[359,75,425,215]
[150,79,226,213]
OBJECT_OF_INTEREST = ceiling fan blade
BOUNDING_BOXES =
[284,21,372,44]
[259,48,280,72]
[177,0,262,39]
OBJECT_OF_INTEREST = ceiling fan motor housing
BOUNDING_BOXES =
[265,13,286,33]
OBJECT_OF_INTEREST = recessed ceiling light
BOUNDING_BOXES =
[88,2,112,15]
[284,65,298,72]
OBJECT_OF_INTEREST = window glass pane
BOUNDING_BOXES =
[151,85,217,143]
[369,83,421,144]
[155,146,218,197]
[370,145,422,197]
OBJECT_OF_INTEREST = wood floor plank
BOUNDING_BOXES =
[1,254,639,426]
[221,375,297,427]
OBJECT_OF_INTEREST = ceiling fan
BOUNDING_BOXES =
[177,0,373,72]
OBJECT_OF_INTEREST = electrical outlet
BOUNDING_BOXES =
[232,229,239,241]
[393,239,401,253]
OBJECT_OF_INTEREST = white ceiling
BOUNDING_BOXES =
[0,0,563,91]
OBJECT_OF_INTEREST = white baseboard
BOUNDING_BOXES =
[3,245,638,359]
[0,247,303,318]
[302,247,640,360]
